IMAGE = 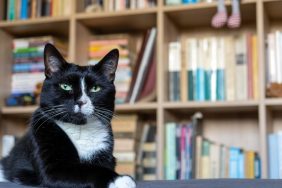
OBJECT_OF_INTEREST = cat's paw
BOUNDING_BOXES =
[108,175,136,188]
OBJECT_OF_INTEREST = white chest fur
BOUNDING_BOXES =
[56,120,110,161]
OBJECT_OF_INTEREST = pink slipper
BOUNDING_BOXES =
[228,13,241,28]
[211,11,228,28]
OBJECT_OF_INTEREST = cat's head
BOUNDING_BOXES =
[40,43,118,125]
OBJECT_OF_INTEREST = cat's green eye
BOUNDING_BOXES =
[91,85,101,92]
[60,83,72,91]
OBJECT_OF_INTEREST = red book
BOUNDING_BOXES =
[137,52,156,102]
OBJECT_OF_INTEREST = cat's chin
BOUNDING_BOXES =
[66,112,87,125]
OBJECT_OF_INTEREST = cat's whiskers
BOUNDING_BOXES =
[94,107,118,119]
[34,111,67,134]
[32,107,66,127]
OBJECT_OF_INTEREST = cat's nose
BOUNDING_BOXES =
[77,100,87,108]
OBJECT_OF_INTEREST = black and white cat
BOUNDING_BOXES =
[0,44,136,188]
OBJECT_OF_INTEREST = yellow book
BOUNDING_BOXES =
[245,151,255,178]
[252,35,259,100]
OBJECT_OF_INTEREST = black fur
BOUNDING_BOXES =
[1,44,125,188]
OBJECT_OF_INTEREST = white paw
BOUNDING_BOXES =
[108,175,136,188]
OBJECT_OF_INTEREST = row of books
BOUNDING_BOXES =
[165,121,261,180]
[266,31,282,85]
[109,115,157,180]
[88,28,156,104]
[166,0,209,5]
[3,0,71,21]
[168,33,259,102]
[11,36,67,96]
[268,132,282,179]
[83,0,156,13]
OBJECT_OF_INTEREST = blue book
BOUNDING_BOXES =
[229,147,240,178]
[195,68,205,101]
[238,151,245,178]
[165,122,177,180]
[255,153,261,179]
[268,134,279,179]
[216,69,225,101]
[278,133,282,178]
[20,0,29,20]
[182,0,190,4]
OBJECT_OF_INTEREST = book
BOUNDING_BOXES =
[165,122,177,180]
[268,133,279,179]
[2,135,16,157]
[129,27,156,104]
[235,34,248,100]
[186,38,197,101]
[229,147,240,178]
[168,41,181,101]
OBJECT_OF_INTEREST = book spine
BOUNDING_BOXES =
[238,150,245,178]
[268,134,279,179]
[201,139,210,178]
[278,133,282,178]
[20,0,29,19]
[165,122,177,180]
[168,42,181,101]
[247,33,254,99]
[187,39,197,101]
[275,31,282,83]
[8,0,16,20]
[180,126,186,179]
[216,37,225,101]
[229,147,240,178]
[254,153,261,179]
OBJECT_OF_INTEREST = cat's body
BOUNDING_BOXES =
[0,44,136,188]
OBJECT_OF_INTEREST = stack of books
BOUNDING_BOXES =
[268,132,282,179]
[88,36,132,104]
[165,122,261,180]
[266,31,282,86]
[83,0,156,12]
[112,115,140,178]
[11,36,67,97]
[88,28,157,104]
[4,0,71,21]
[137,124,157,180]
[168,33,259,102]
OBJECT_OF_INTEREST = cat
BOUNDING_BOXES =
[0,43,136,188]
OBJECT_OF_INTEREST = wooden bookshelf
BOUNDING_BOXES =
[0,0,281,180]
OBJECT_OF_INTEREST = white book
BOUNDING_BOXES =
[275,31,282,83]
[2,135,16,157]
[235,34,248,100]
[129,28,156,104]
[267,33,277,84]
[210,37,217,101]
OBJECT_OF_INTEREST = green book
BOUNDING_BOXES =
[165,122,177,180]
[8,0,16,21]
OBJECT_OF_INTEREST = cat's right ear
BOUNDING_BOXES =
[44,43,67,78]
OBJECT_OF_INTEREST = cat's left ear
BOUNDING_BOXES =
[96,49,119,82]
[44,43,68,78]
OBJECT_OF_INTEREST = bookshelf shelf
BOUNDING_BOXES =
[163,101,259,112]
[76,9,157,33]
[0,103,158,116]
[0,17,70,37]
[163,1,256,28]
[1,106,37,116]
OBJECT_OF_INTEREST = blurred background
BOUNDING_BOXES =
[0,0,281,182]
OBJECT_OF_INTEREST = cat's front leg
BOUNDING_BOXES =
[108,175,136,188]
